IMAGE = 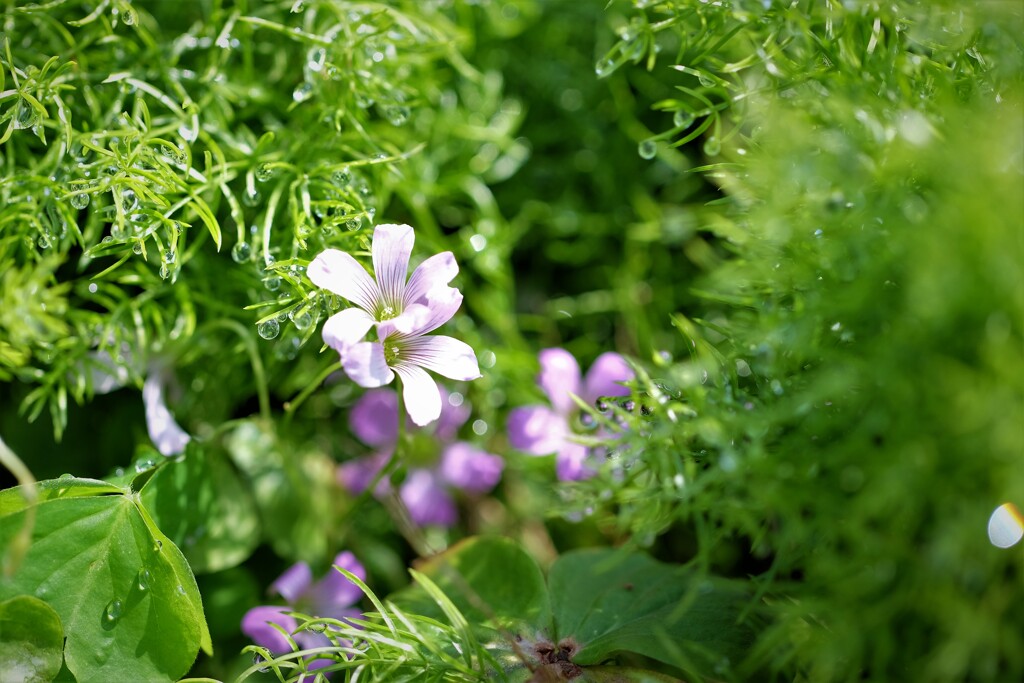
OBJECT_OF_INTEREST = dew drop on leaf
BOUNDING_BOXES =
[257,319,280,340]
[255,163,274,182]
[231,242,252,263]
[673,110,695,128]
[103,599,123,626]
[638,139,657,159]
[136,568,151,592]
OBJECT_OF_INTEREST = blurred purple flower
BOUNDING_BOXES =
[309,224,481,427]
[338,387,503,527]
[241,551,366,670]
[142,369,191,456]
[507,349,633,481]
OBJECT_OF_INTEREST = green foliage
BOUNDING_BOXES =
[0,479,211,682]
[0,595,65,683]
[140,442,260,573]
[394,537,759,681]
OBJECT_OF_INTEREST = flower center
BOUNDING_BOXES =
[384,344,401,364]
[378,304,397,321]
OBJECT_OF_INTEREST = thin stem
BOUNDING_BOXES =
[283,360,342,423]
[0,434,37,577]
[199,319,271,420]
[389,385,435,558]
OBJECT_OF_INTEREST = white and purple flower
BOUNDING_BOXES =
[338,386,503,527]
[507,348,633,481]
[241,551,366,670]
[308,224,481,426]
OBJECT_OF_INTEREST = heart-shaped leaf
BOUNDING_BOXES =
[0,494,212,682]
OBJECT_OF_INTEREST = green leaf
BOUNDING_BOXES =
[0,495,212,682]
[394,536,550,635]
[0,595,64,683]
[140,443,260,573]
[0,477,125,516]
[549,549,758,677]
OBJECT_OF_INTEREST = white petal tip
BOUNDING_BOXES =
[988,503,1024,548]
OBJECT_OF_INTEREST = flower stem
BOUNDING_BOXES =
[0,434,37,577]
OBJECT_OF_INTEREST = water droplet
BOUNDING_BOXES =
[134,459,155,473]
[307,47,326,72]
[121,7,137,25]
[38,234,52,249]
[698,72,716,88]
[384,105,410,126]
[595,57,615,78]
[307,622,327,633]
[253,651,271,673]
[103,599,123,627]
[293,82,314,103]
[290,309,313,331]
[345,217,362,231]
[257,319,280,340]
[13,100,37,129]
[132,241,143,255]
[231,242,252,263]
[255,163,274,182]
[673,110,695,128]
[703,136,721,156]
[332,167,352,186]
[136,568,151,592]
[164,249,177,264]
[153,540,163,552]
[159,264,170,279]
[176,584,186,596]
[242,188,261,207]
[638,139,657,159]
[70,193,90,209]
[988,503,1024,548]
[290,0,305,11]
[120,189,138,212]
[263,276,281,292]
[580,412,596,429]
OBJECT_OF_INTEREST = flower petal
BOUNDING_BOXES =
[583,352,634,403]
[385,286,463,337]
[349,389,399,448]
[323,308,375,356]
[507,405,568,455]
[241,606,298,655]
[393,364,443,426]
[271,562,313,603]
[400,335,480,381]
[293,630,336,671]
[337,453,390,495]
[142,373,191,457]
[555,441,597,482]
[308,248,380,313]
[343,342,395,387]
[439,442,504,493]
[371,224,414,307]
[400,469,458,526]
[538,348,582,416]
[309,551,366,612]
[404,251,458,306]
